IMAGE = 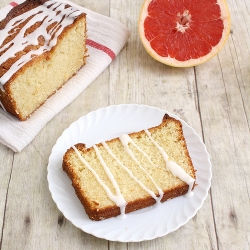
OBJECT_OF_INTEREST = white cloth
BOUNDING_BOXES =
[0,0,130,152]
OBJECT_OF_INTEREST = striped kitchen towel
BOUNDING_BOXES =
[0,0,130,152]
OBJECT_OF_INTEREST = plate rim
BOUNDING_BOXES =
[47,103,212,242]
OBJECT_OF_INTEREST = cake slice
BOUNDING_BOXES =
[0,0,87,120]
[63,114,196,221]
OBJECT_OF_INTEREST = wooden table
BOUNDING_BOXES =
[1,0,249,249]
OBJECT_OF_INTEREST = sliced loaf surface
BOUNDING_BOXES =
[63,114,196,221]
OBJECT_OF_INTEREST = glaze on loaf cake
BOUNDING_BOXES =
[63,114,196,221]
[0,0,87,120]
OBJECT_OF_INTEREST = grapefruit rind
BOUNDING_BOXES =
[138,0,231,67]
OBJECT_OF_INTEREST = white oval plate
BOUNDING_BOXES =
[47,104,212,242]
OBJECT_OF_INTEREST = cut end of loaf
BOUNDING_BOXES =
[0,0,88,120]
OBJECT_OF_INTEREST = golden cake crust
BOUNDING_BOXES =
[0,0,87,120]
[62,114,196,221]
[0,0,42,30]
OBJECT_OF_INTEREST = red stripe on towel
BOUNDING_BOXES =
[86,39,116,60]
[10,2,18,7]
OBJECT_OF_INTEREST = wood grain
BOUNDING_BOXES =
[0,0,250,249]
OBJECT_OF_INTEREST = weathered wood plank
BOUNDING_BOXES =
[0,73,111,250]
[0,0,15,236]
[0,0,111,248]
[228,0,250,124]
[194,0,250,248]
[109,0,217,249]
[0,145,13,247]
[0,0,250,249]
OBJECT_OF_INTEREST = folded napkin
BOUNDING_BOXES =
[0,0,130,152]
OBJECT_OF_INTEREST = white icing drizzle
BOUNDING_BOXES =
[101,142,160,202]
[144,129,195,197]
[119,134,164,204]
[72,146,127,218]
[72,128,195,219]
[93,145,127,218]
[0,0,82,89]
[121,134,158,168]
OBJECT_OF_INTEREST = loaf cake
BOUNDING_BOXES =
[0,0,87,120]
[63,114,196,221]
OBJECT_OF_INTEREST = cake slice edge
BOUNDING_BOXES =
[62,114,196,221]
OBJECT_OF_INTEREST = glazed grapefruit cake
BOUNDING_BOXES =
[63,114,196,221]
[0,0,88,120]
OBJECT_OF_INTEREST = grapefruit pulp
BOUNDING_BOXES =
[139,0,231,67]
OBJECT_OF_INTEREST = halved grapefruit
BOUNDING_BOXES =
[139,0,231,67]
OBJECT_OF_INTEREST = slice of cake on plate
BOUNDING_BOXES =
[0,0,87,120]
[63,114,196,221]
